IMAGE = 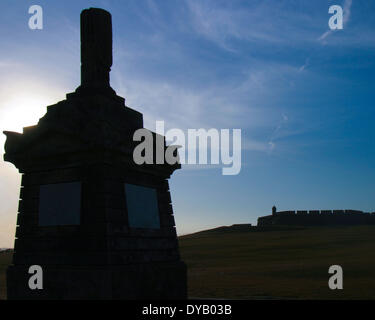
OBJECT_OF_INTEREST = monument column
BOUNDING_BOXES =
[80,8,112,89]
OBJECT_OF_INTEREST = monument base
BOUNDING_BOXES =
[7,261,187,300]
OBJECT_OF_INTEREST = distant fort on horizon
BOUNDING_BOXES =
[257,206,375,226]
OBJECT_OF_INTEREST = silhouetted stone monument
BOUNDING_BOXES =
[3,8,186,299]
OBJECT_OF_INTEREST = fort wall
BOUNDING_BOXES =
[258,209,375,226]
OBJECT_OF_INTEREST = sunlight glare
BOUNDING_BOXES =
[0,93,56,134]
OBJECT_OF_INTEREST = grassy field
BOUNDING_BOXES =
[179,225,375,299]
[1,225,375,299]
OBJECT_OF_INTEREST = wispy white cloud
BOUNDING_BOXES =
[185,0,330,51]
[267,113,289,152]
[112,56,305,138]
[186,0,374,50]
[185,0,286,50]
[343,0,353,25]
[242,139,271,152]
[298,58,310,72]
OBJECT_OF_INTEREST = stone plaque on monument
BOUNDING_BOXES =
[39,182,82,226]
[3,8,187,300]
[125,184,161,229]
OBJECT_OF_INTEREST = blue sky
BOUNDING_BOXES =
[0,0,374,246]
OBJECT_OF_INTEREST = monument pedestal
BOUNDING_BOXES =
[7,261,186,300]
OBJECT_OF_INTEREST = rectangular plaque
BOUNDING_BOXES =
[39,182,81,226]
[125,183,160,229]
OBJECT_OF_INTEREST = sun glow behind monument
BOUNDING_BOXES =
[0,85,65,248]
[0,80,66,137]
[0,95,47,134]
